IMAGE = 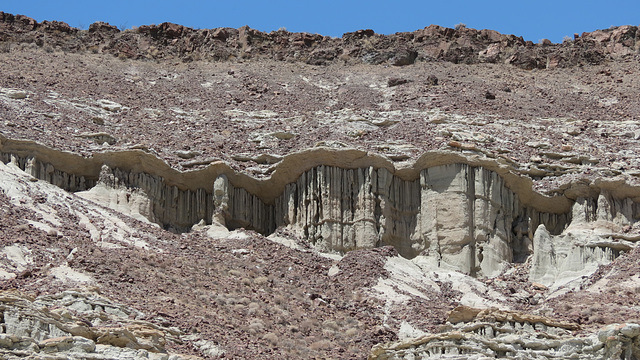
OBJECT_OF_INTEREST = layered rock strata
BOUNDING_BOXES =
[370,306,640,359]
[0,290,200,360]
[0,153,94,192]
[2,142,639,280]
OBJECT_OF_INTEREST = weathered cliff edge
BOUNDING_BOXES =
[0,290,204,360]
[2,134,638,281]
[1,11,639,69]
[369,306,640,359]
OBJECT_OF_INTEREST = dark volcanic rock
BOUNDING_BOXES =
[388,77,410,87]
[88,21,119,33]
[0,11,637,68]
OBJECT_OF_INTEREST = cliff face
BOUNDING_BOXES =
[3,145,638,282]
[2,11,640,358]
[223,164,528,276]
[219,163,636,279]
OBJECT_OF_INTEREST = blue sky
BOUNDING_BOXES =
[3,1,640,43]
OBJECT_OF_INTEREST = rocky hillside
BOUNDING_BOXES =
[1,12,640,359]
[1,11,639,68]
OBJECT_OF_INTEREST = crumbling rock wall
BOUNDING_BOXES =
[529,190,640,287]
[1,153,94,192]
[2,143,639,278]
[370,307,640,359]
[225,178,277,235]
[217,164,576,277]
[101,166,214,232]
[0,153,212,231]
[0,290,200,360]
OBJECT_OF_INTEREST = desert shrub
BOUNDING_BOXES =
[309,340,331,350]
[274,294,286,305]
[214,295,226,305]
[254,276,268,285]
[228,269,243,277]
[322,320,340,331]
[247,320,265,334]
[224,296,238,305]
[262,332,278,345]
[299,319,318,334]
[238,297,250,305]
[247,302,261,316]
[345,327,359,337]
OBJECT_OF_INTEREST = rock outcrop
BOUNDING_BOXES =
[2,12,640,359]
[212,162,638,279]
[370,306,640,359]
[1,11,638,68]
[2,140,639,281]
[529,190,640,289]
[0,290,200,360]
[1,153,93,192]
[254,164,532,277]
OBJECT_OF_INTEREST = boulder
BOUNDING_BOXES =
[88,22,119,33]
[391,49,418,66]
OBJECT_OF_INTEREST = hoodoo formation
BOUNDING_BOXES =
[1,12,640,359]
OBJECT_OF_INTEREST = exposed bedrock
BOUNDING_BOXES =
[221,164,634,278]
[2,11,639,69]
[0,152,212,231]
[266,164,531,276]
[529,192,640,287]
[370,307,640,359]
[1,153,94,192]
[1,140,639,278]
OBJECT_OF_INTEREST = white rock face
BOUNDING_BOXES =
[218,163,638,285]
[224,164,535,277]
[78,183,158,225]
[0,160,160,254]
[277,166,383,253]
[529,191,639,291]
[370,314,640,360]
[96,99,124,112]
[10,155,92,191]
[2,147,638,284]
[96,165,213,232]
[0,290,200,360]
[1,245,32,274]
[529,223,617,291]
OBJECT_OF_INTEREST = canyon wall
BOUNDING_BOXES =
[220,163,578,277]
[2,144,639,279]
